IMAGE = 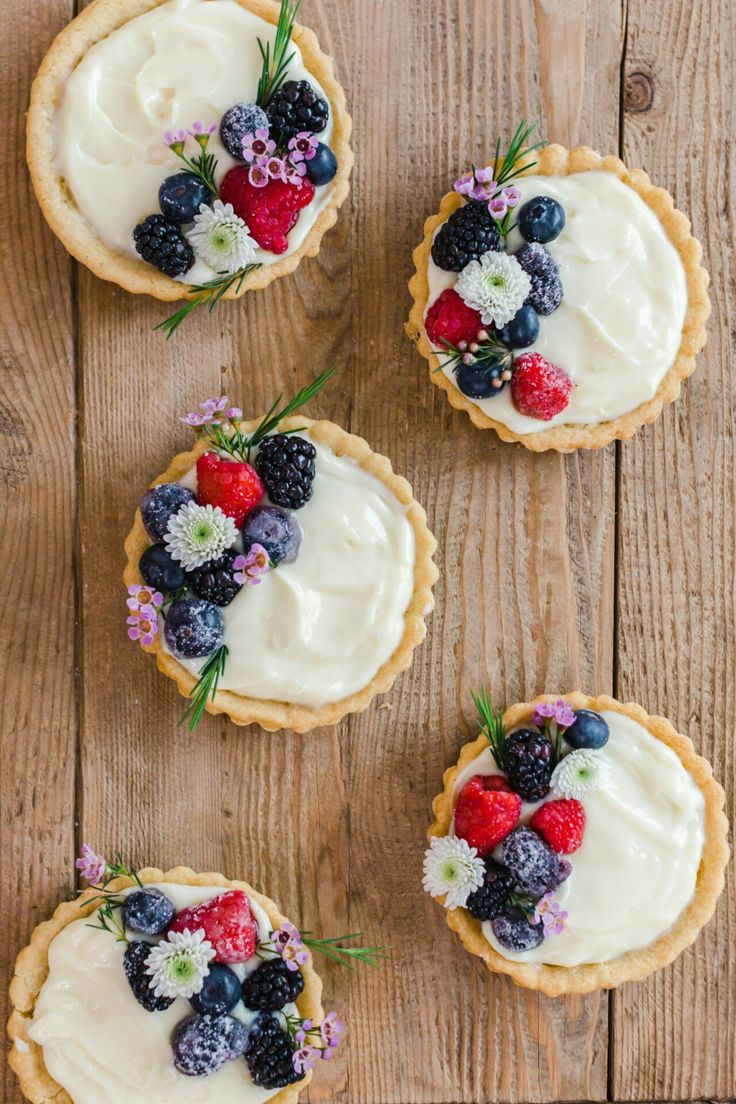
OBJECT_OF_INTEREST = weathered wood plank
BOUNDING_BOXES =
[614,0,735,1098]
[0,4,76,1104]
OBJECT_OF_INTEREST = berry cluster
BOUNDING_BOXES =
[425,124,573,421]
[425,697,611,954]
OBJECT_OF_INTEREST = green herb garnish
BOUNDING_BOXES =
[179,644,229,731]
[300,932,389,969]
[471,687,508,770]
[80,855,142,942]
[155,265,262,340]
[256,0,302,107]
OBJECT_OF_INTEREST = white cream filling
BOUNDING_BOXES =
[426,172,688,432]
[167,435,416,707]
[29,884,289,1104]
[450,711,705,967]
[54,0,335,281]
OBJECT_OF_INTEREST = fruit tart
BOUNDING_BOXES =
[407,122,710,451]
[123,372,437,731]
[27,0,352,333]
[8,848,381,1104]
[424,691,728,995]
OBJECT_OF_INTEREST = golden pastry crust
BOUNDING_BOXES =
[7,866,324,1104]
[406,145,711,452]
[27,0,353,301]
[428,692,729,996]
[123,416,438,732]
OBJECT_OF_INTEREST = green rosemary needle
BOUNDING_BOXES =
[300,932,389,969]
[179,644,229,731]
[256,0,302,106]
[155,265,262,340]
[472,687,508,770]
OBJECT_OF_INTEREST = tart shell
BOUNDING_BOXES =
[406,145,711,452]
[27,0,353,301]
[7,866,324,1104]
[428,692,729,996]
[123,416,438,733]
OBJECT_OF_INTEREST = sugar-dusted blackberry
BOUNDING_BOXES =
[133,214,194,278]
[500,826,564,898]
[172,1013,248,1076]
[465,859,514,921]
[431,202,502,272]
[266,79,329,144]
[245,1013,304,1089]
[255,435,316,510]
[492,906,544,952]
[123,941,174,1012]
[242,958,305,1012]
[515,242,563,315]
[187,549,242,607]
[505,727,554,801]
[220,102,268,159]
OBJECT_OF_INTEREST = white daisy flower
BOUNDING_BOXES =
[164,501,238,571]
[422,836,485,910]
[145,928,216,999]
[186,200,258,274]
[455,250,532,327]
[552,749,608,800]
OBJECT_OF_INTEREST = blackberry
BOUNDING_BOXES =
[515,242,563,315]
[255,435,316,510]
[187,550,242,607]
[123,887,175,935]
[465,859,514,922]
[220,102,269,159]
[500,826,563,898]
[123,941,174,1012]
[267,80,329,144]
[133,214,195,278]
[245,1013,304,1089]
[431,202,502,272]
[242,958,305,1012]
[492,906,544,952]
[172,1013,248,1077]
[505,728,554,801]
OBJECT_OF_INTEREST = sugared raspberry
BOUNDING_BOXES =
[425,288,483,349]
[196,452,264,527]
[169,890,258,964]
[454,775,521,857]
[511,352,572,420]
[220,168,315,254]
[530,798,586,854]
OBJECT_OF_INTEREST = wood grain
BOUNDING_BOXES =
[1,1,733,1103]
[613,0,736,1098]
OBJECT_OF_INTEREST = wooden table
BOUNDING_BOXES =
[2,1,734,1102]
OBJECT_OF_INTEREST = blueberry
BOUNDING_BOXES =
[455,363,498,399]
[139,545,186,593]
[305,143,338,186]
[565,709,609,750]
[123,887,176,935]
[164,598,223,659]
[172,1013,248,1077]
[496,303,540,349]
[140,484,195,542]
[190,964,242,1016]
[159,173,211,223]
[518,195,565,244]
[219,102,268,160]
[500,826,564,898]
[492,906,544,952]
[241,506,301,565]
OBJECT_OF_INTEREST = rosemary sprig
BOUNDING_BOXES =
[171,145,219,198]
[179,644,229,731]
[492,119,545,190]
[257,0,302,106]
[155,265,262,339]
[471,687,507,770]
[300,932,389,970]
[436,337,513,380]
[78,855,142,941]
[245,367,336,456]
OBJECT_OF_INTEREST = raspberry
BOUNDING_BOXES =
[454,775,521,857]
[530,798,586,854]
[425,289,483,349]
[220,168,315,254]
[169,890,258,964]
[196,452,264,527]
[511,352,572,421]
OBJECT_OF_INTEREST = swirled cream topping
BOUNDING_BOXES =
[28,884,282,1104]
[170,435,416,706]
[54,0,335,281]
[451,711,705,967]
[426,172,688,432]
